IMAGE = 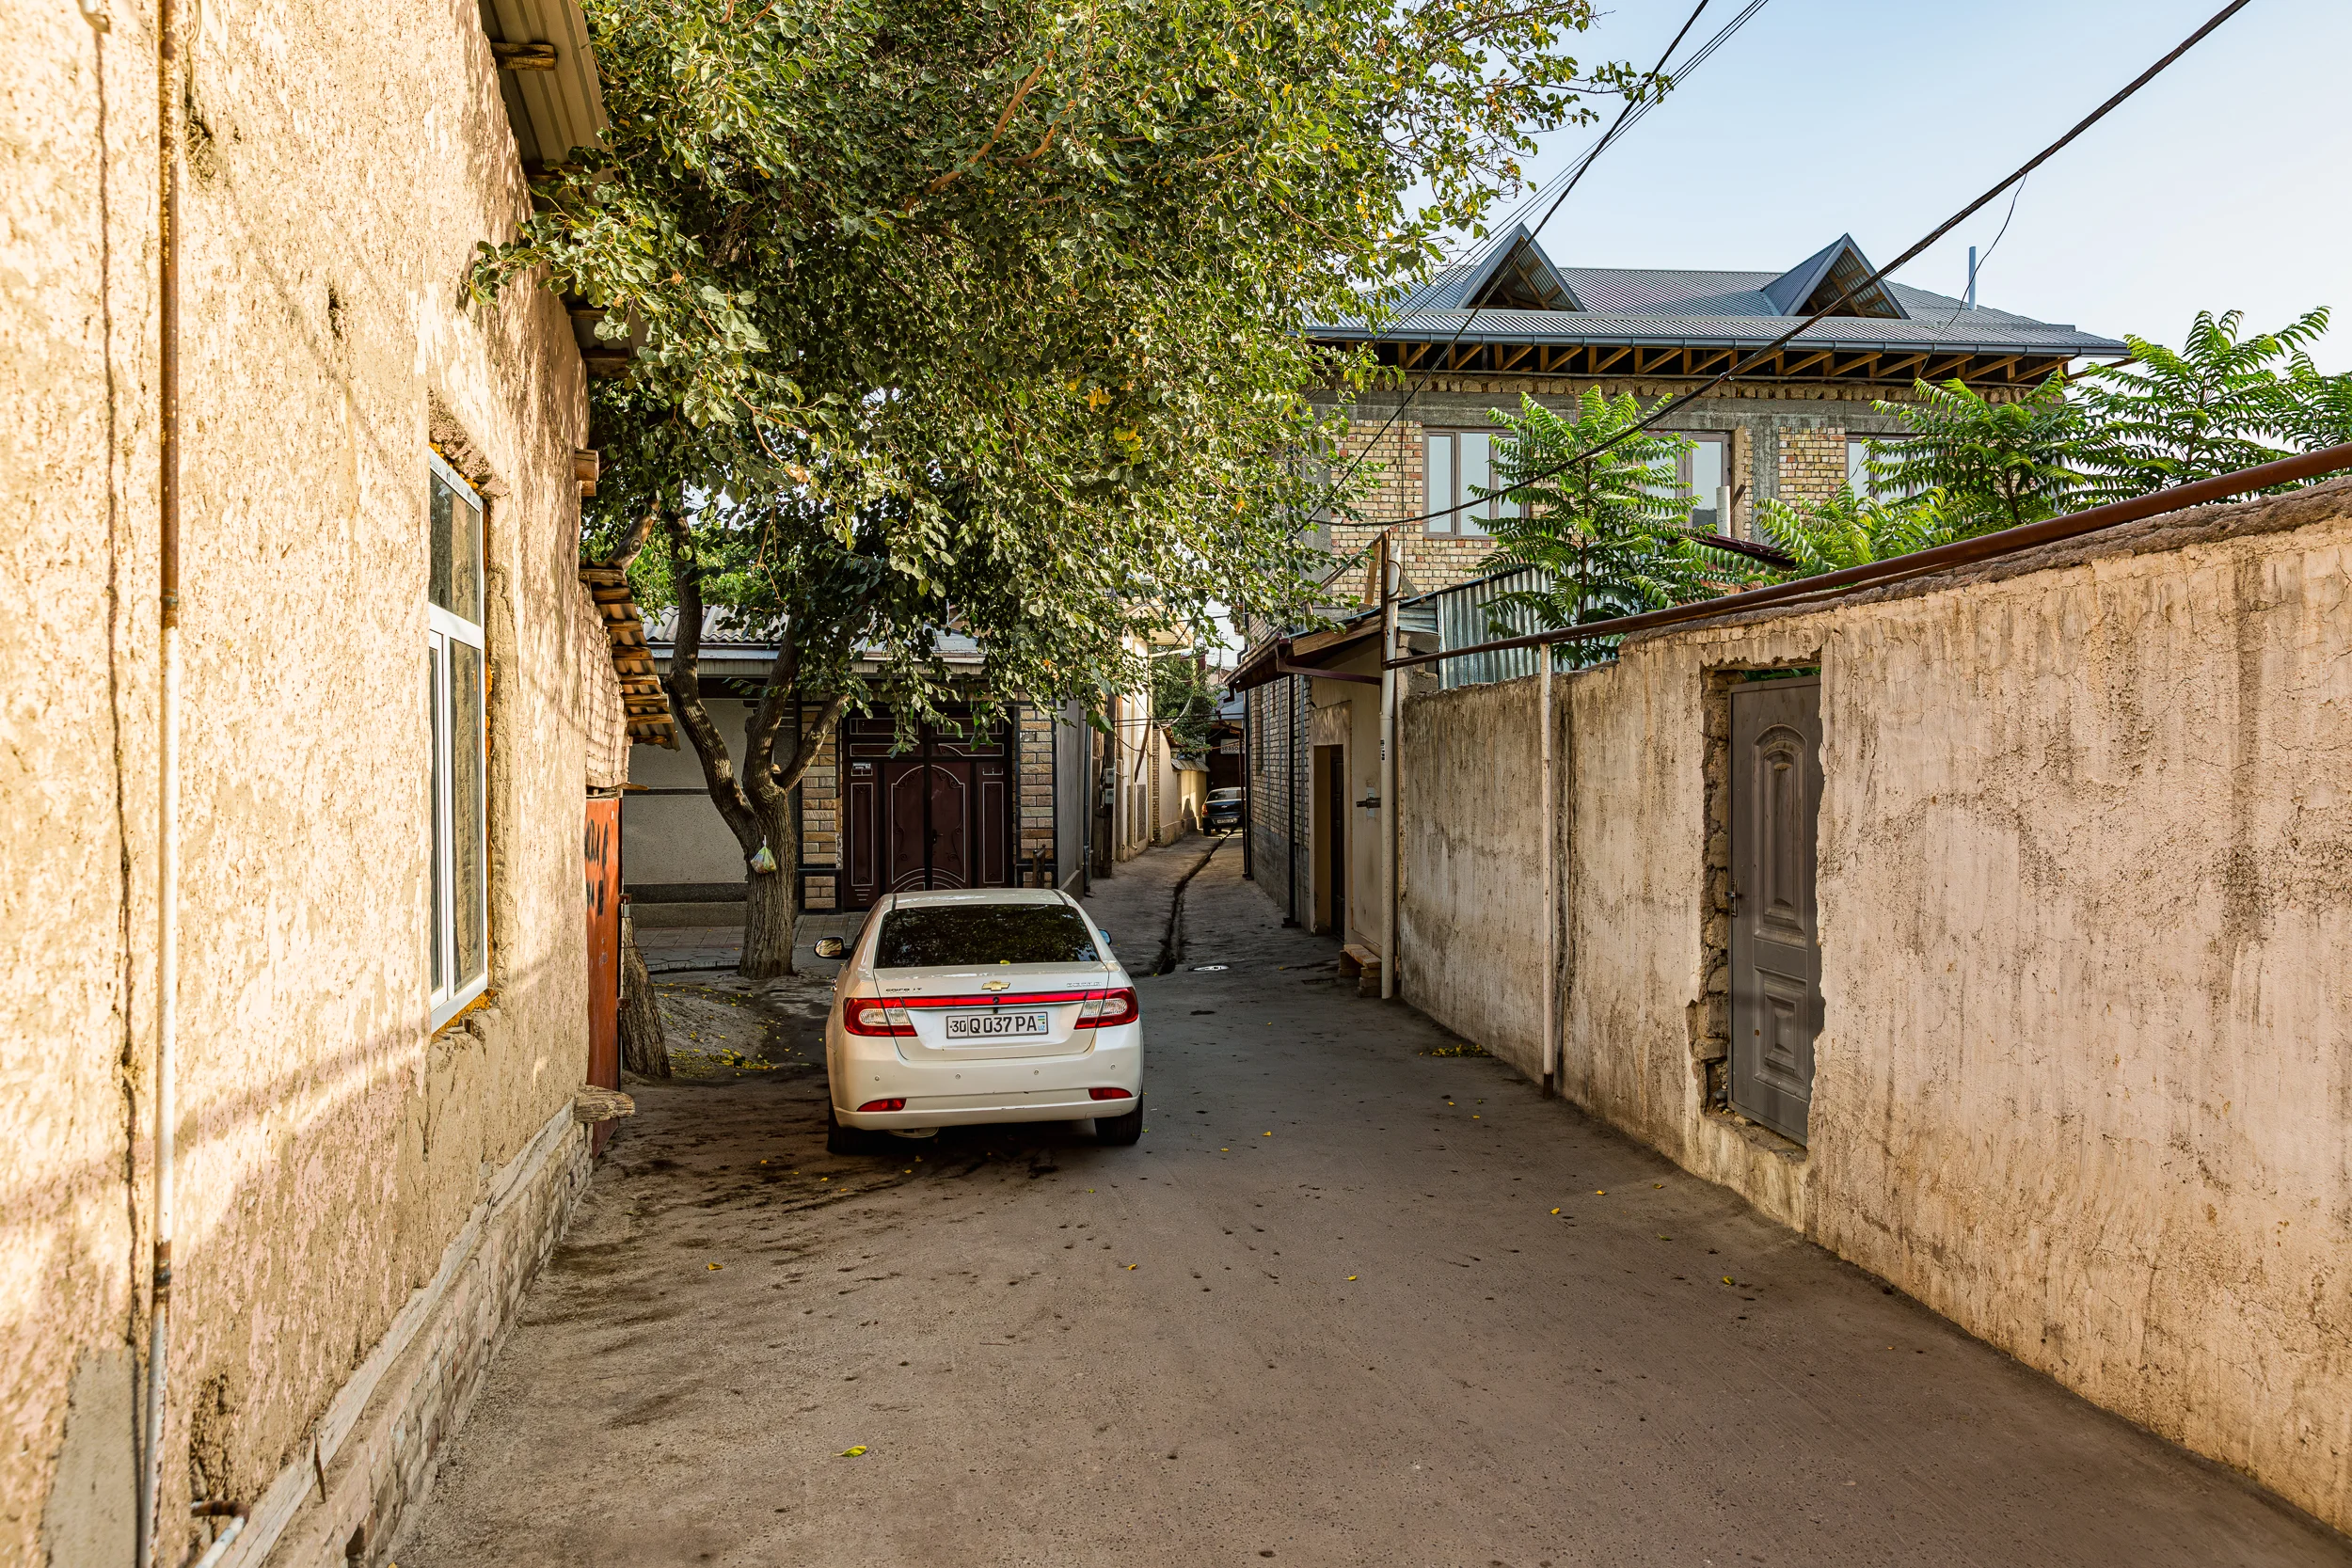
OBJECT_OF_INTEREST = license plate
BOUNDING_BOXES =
[944,1010,1050,1040]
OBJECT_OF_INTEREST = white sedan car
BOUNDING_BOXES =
[813,889,1143,1154]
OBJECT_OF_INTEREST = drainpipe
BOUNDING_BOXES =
[1538,649,1556,1097]
[1240,692,1252,879]
[1378,538,1397,1001]
[1282,671,1298,926]
[138,0,186,1557]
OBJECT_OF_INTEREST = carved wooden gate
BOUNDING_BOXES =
[841,715,1014,909]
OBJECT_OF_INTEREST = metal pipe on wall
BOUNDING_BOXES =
[1379,538,1397,1001]
[137,0,187,1556]
[1240,689,1252,879]
[1538,650,1556,1095]
[1283,673,1298,926]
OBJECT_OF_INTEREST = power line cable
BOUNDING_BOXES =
[1312,0,1766,520]
[1387,0,2256,531]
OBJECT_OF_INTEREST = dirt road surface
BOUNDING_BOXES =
[392,837,2349,1568]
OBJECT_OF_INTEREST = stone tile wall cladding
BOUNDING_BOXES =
[3,1,615,1564]
[1020,708,1058,884]
[1392,478,2352,1535]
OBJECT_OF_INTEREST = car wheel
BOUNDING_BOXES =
[826,1101,880,1156]
[1095,1097,1144,1147]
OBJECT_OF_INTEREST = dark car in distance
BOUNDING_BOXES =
[1202,787,1244,833]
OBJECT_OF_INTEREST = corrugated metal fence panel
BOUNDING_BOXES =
[1432,567,1553,690]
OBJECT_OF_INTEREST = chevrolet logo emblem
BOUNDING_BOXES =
[982,980,1010,991]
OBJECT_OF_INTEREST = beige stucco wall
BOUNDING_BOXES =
[2,0,608,1560]
[1395,479,2352,1530]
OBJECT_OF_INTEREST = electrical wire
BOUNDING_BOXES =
[1312,0,1770,516]
[1384,0,2256,532]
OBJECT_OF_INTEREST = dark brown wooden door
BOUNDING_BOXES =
[1729,676,1821,1144]
[841,715,1015,907]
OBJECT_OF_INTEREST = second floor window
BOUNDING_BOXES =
[1847,435,1915,500]
[1424,430,1520,536]
[428,454,489,1027]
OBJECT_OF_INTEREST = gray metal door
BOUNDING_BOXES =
[1729,676,1822,1143]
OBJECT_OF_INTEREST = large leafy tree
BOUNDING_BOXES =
[1481,390,1756,668]
[477,0,1649,974]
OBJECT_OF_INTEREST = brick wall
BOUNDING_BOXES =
[1327,415,1504,595]
[800,723,839,911]
[1778,425,1848,507]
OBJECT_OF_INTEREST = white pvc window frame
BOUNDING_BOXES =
[428,451,489,1029]
[1422,428,1522,537]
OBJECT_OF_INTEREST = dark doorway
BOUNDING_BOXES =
[1728,675,1822,1143]
[1313,743,1346,936]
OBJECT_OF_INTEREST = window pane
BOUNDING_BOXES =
[1459,434,1490,538]
[450,639,487,989]
[875,903,1101,968]
[429,641,444,996]
[1690,436,1724,532]
[429,471,483,625]
[1847,438,1871,495]
[1424,434,1454,535]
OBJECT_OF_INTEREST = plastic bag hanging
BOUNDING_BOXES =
[749,842,778,874]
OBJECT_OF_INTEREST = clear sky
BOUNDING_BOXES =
[1485,0,2350,369]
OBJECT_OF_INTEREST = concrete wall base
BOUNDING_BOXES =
[200,1105,591,1568]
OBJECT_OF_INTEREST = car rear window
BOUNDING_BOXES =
[874,904,1100,968]
[1209,789,1243,800]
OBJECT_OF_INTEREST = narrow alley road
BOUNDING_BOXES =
[395,839,2347,1568]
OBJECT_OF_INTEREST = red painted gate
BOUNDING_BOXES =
[584,797,622,1153]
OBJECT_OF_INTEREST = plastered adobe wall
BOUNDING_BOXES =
[1397,479,2352,1530]
[1,0,606,1560]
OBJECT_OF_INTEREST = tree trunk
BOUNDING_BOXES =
[618,909,671,1078]
[739,799,798,980]
[659,517,852,985]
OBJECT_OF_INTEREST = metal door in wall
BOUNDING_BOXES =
[1728,676,1822,1144]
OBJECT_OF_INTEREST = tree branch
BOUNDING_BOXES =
[662,516,764,858]
[927,53,1053,194]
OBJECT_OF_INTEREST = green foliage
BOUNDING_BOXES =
[1753,486,1957,578]
[1480,390,1756,666]
[1864,375,2114,536]
[2075,309,2331,489]
[477,0,1651,720]
[1151,655,1219,755]
[2278,347,2352,452]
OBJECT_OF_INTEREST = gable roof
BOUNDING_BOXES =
[1315,229,2125,380]
[1391,225,1581,314]
[1761,234,1905,320]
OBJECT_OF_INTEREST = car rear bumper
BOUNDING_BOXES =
[838,1088,1138,1129]
[830,1022,1140,1128]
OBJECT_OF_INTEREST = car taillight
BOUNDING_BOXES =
[843,998,914,1037]
[1075,987,1138,1028]
[856,1098,907,1113]
[1088,1086,1133,1101]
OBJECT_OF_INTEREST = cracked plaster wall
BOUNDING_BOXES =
[1399,480,2352,1531]
[3,0,607,1560]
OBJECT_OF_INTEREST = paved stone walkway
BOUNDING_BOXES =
[396,838,2348,1567]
